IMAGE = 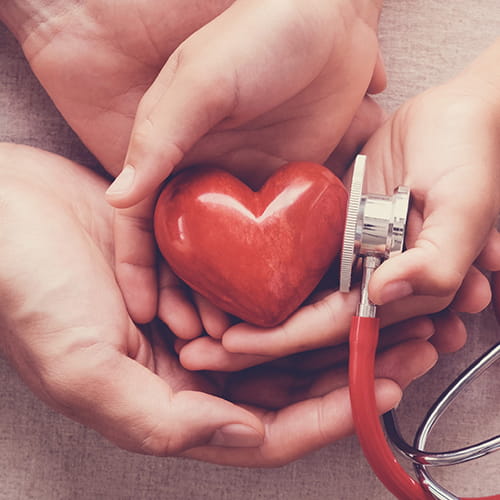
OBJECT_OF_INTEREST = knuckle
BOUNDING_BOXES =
[430,267,463,298]
[117,210,154,235]
[139,422,175,457]
[129,117,156,156]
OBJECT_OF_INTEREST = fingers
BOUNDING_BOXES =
[113,191,205,337]
[369,211,495,306]
[178,315,436,373]
[179,336,274,372]
[186,339,437,467]
[105,47,235,208]
[221,288,360,358]
[477,227,500,271]
[324,96,386,177]
[186,380,401,467]
[450,265,491,314]
[36,337,264,456]
[105,0,329,208]
[178,274,466,370]
[157,261,203,340]
[369,152,499,306]
[221,285,456,360]
[193,292,232,339]
[113,195,158,324]
[428,310,467,354]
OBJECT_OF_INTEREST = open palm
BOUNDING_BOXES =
[0,143,441,465]
[10,0,383,178]
[4,0,385,327]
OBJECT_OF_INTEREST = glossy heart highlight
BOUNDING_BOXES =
[154,162,347,327]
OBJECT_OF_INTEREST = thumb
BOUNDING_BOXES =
[369,191,498,306]
[41,344,264,456]
[104,51,236,208]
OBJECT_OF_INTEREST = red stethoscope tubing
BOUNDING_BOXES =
[348,315,498,500]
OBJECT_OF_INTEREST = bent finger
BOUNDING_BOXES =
[222,288,359,357]
[113,195,158,324]
[185,379,401,467]
[38,342,264,456]
[193,292,232,339]
[158,261,203,340]
[450,265,491,314]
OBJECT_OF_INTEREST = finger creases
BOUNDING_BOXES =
[115,56,237,207]
[41,345,264,456]
[221,289,359,357]
[113,197,158,324]
[185,379,401,467]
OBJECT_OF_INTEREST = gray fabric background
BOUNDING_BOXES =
[0,1,499,499]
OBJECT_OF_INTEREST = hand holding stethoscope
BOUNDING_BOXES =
[342,155,500,500]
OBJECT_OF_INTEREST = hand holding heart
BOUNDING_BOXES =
[169,42,500,372]
[0,144,448,464]
[99,0,385,328]
[153,157,493,374]
[154,162,347,328]
[2,0,386,331]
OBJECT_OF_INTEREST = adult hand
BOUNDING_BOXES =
[0,143,439,466]
[1,0,385,327]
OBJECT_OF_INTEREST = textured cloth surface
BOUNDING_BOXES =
[1,1,499,499]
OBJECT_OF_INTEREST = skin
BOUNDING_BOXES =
[178,40,500,371]
[363,40,500,305]
[2,2,496,461]
[0,0,386,329]
[0,143,444,464]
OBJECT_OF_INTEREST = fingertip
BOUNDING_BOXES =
[105,144,179,209]
[375,280,414,306]
[367,50,387,95]
[221,323,259,353]
[373,379,403,414]
[430,311,467,354]
[115,262,158,324]
[178,338,224,371]
[193,293,232,339]
[160,302,203,340]
[451,266,491,314]
[375,340,438,391]
[477,228,500,271]
[180,336,271,372]
[105,164,137,207]
[370,249,463,305]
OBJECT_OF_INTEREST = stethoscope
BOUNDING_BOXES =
[340,155,500,500]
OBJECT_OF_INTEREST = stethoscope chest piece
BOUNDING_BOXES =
[340,155,410,317]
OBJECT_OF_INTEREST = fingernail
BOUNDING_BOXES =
[379,281,413,304]
[106,164,135,196]
[209,424,263,448]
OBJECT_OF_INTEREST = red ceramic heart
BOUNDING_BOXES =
[154,162,347,327]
